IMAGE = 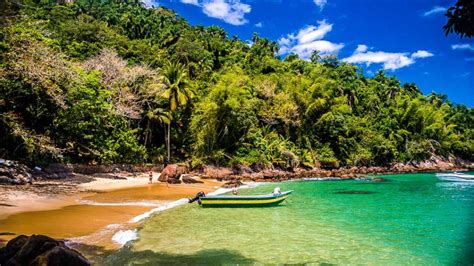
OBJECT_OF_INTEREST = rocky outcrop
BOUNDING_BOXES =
[0,160,33,185]
[181,174,204,184]
[0,234,90,266]
[158,164,188,184]
[39,163,73,179]
[202,166,233,179]
[196,157,473,182]
[222,180,244,188]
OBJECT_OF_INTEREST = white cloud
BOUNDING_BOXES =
[355,44,368,53]
[180,0,199,5]
[423,6,447,16]
[202,0,251,25]
[451,44,474,51]
[141,0,157,7]
[411,50,434,58]
[343,45,433,70]
[255,22,263,28]
[278,20,343,60]
[180,0,251,25]
[314,0,327,9]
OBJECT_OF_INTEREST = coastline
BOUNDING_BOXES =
[0,173,223,256]
[0,158,472,262]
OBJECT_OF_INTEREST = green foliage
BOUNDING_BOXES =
[0,0,472,168]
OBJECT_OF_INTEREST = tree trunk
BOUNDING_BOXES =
[167,122,171,162]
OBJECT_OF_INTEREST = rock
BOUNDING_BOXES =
[0,161,31,185]
[158,164,187,183]
[372,177,386,182]
[0,235,90,266]
[41,163,73,179]
[202,166,233,179]
[222,180,244,188]
[31,246,90,266]
[181,175,204,184]
[0,235,28,264]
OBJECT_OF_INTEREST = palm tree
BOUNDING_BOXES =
[161,61,194,162]
[144,107,170,147]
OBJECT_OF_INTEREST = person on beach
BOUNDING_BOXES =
[149,171,153,184]
[232,184,239,195]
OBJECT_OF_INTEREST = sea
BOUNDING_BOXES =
[104,172,474,265]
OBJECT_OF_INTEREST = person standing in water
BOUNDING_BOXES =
[232,184,239,195]
[149,171,153,184]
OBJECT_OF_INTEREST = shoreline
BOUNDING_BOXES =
[0,173,223,255]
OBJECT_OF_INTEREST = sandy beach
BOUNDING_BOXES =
[0,173,222,254]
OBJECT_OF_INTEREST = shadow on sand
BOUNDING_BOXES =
[102,247,257,265]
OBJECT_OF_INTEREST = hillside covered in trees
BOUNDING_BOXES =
[1,0,473,169]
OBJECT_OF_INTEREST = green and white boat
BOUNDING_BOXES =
[197,190,293,207]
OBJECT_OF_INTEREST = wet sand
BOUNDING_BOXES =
[0,177,222,253]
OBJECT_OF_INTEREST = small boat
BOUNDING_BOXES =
[436,172,474,182]
[189,191,293,207]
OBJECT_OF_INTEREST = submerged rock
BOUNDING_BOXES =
[0,234,90,266]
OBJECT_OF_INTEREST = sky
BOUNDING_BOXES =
[149,0,473,106]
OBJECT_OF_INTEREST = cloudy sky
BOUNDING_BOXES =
[151,0,473,106]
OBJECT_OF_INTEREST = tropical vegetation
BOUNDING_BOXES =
[0,0,472,169]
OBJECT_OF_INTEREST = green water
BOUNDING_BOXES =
[106,173,474,265]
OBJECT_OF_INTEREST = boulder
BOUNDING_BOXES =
[221,180,244,188]
[158,164,187,183]
[42,164,73,179]
[0,235,28,264]
[0,235,89,266]
[0,160,31,185]
[181,175,204,184]
[31,246,90,266]
[202,166,233,179]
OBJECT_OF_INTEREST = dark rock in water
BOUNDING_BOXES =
[372,177,386,182]
[0,234,90,266]
[159,164,187,184]
[181,175,204,184]
[335,190,376,195]
[0,235,28,264]
[31,246,90,266]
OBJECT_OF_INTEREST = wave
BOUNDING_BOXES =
[128,198,189,223]
[128,182,263,223]
[112,229,138,246]
[436,172,474,182]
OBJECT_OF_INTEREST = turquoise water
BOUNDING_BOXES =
[105,173,474,265]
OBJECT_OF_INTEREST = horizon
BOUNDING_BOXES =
[151,0,474,107]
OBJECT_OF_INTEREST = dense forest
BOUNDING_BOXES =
[1,0,473,169]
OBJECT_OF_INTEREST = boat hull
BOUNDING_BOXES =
[200,191,292,208]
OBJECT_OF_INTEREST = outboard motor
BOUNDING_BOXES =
[188,191,206,205]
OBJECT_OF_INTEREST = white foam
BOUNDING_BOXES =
[112,229,137,246]
[128,198,189,223]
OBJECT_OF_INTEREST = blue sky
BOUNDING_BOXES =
[151,0,473,106]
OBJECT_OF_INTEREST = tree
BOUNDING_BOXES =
[310,50,321,63]
[444,0,474,38]
[161,61,194,162]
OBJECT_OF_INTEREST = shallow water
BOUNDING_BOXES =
[105,172,474,265]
